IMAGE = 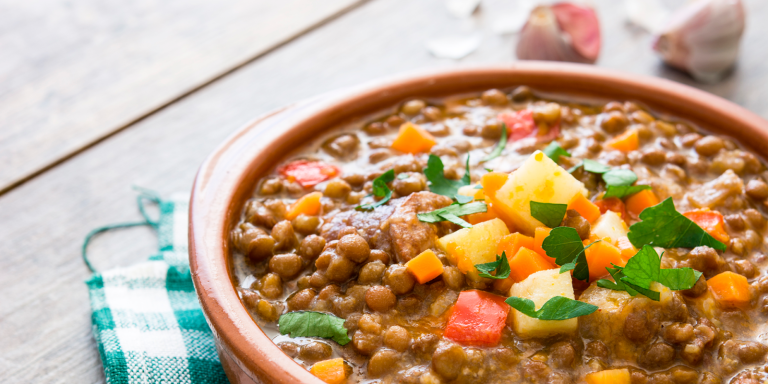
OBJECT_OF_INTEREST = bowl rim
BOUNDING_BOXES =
[189,62,768,383]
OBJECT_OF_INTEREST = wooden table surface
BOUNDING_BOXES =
[1,0,766,382]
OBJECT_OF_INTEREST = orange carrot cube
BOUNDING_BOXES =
[405,249,445,284]
[391,122,436,154]
[707,271,751,308]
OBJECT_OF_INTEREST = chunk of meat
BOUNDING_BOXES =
[687,169,744,209]
[320,205,395,253]
[387,192,453,263]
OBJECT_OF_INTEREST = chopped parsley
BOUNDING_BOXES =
[569,158,612,174]
[482,123,507,162]
[542,142,571,164]
[627,197,727,251]
[596,245,702,301]
[424,154,471,198]
[455,194,474,204]
[278,311,351,345]
[541,227,599,281]
[530,201,568,228]
[505,296,598,320]
[602,169,651,199]
[417,201,487,228]
[355,169,395,211]
[474,252,511,279]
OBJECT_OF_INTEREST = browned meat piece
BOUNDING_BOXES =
[320,204,396,253]
[387,192,452,263]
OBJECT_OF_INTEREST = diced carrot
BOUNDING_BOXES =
[568,193,601,223]
[508,247,556,283]
[310,358,349,384]
[279,160,340,188]
[683,209,730,243]
[461,187,499,224]
[616,236,638,261]
[707,271,751,308]
[497,233,536,258]
[391,122,436,154]
[606,129,639,152]
[585,368,630,384]
[533,227,556,265]
[444,290,510,346]
[285,191,323,220]
[481,172,509,195]
[595,197,630,224]
[585,239,626,280]
[625,189,659,217]
[405,249,445,284]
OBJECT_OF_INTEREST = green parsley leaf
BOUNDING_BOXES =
[439,213,473,228]
[475,252,511,279]
[278,311,351,345]
[473,184,483,190]
[602,169,637,186]
[484,167,494,172]
[596,246,702,301]
[505,296,598,320]
[603,185,653,199]
[355,170,395,211]
[583,159,612,174]
[424,155,471,198]
[627,197,727,251]
[455,194,474,204]
[483,123,507,162]
[530,201,568,228]
[417,201,487,226]
[543,142,571,164]
[397,173,409,180]
[541,227,597,281]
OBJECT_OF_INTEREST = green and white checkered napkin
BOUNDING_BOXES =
[84,191,229,384]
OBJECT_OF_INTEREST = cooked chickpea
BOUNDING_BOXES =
[324,179,352,199]
[365,285,396,312]
[292,214,319,235]
[338,234,371,263]
[269,253,303,279]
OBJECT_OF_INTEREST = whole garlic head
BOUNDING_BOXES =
[516,2,601,64]
[653,0,745,83]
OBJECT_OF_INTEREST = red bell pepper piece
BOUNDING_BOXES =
[684,210,730,243]
[444,290,510,346]
[279,160,340,188]
[498,110,560,142]
[595,197,630,224]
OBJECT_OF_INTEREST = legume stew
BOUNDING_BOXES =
[229,87,768,384]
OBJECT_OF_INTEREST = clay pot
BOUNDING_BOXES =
[189,62,768,383]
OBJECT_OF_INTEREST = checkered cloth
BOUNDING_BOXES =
[85,192,229,384]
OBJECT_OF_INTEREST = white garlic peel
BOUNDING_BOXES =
[653,0,745,83]
[516,3,601,64]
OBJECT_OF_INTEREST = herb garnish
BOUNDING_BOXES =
[482,123,507,162]
[424,155,471,198]
[569,158,612,174]
[541,227,600,281]
[474,252,511,279]
[530,201,568,228]
[355,169,395,211]
[455,194,474,204]
[627,198,727,251]
[278,311,351,345]
[542,142,571,164]
[596,245,702,301]
[505,296,598,320]
[602,169,651,199]
[417,201,487,228]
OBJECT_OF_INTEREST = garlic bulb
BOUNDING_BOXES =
[516,3,601,64]
[653,0,745,83]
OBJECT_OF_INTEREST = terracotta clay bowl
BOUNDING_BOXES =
[189,62,768,384]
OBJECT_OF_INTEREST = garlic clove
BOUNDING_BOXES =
[516,3,601,64]
[653,0,745,83]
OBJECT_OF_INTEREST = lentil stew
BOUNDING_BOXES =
[228,86,768,384]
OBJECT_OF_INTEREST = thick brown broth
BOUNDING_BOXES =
[228,87,768,384]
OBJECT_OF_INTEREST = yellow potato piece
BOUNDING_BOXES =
[509,269,578,338]
[437,218,509,281]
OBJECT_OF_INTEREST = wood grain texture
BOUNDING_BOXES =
[0,0,364,194]
[0,0,767,382]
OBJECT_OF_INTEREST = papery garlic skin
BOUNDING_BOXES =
[516,3,601,64]
[653,0,745,83]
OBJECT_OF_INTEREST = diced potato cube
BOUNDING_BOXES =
[457,185,481,198]
[508,269,578,338]
[585,369,630,384]
[483,151,587,235]
[437,218,509,281]
[591,211,628,244]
